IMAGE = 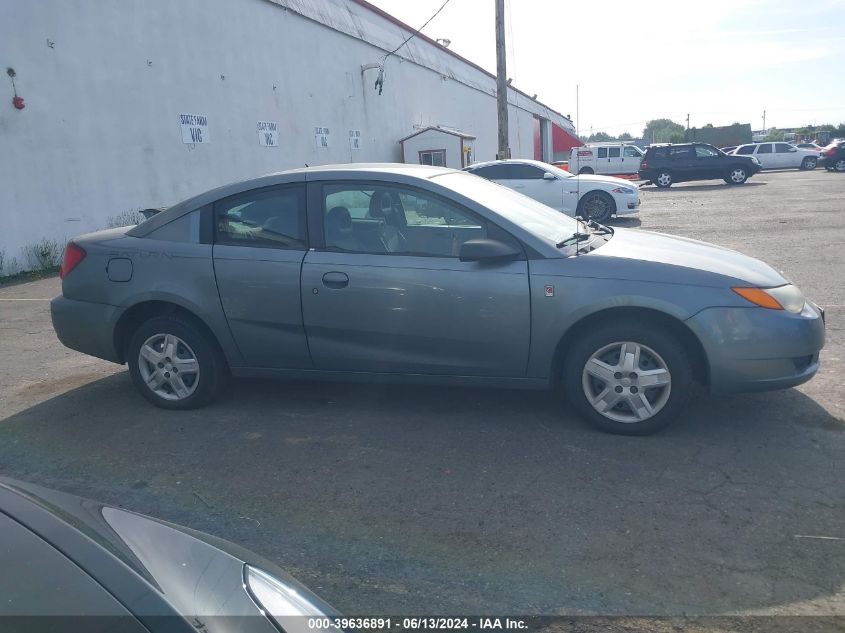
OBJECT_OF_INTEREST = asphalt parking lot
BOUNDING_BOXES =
[1,169,843,621]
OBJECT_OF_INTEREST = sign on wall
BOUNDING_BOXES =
[257,121,279,147]
[179,114,209,144]
[315,126,330,149]
[349,130,362,151]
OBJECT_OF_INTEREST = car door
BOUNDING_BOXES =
[621,145,643,174]
[300,180,531,377]
[595,146,609,174]
[212,183,312,369]
[755,143,774,168]
[605,146,623,174]
[668,145,696,181]
[694,144,723,178]
[502,163,563,210]
[774,142,799,168]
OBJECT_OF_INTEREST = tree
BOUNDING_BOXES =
[764,128,786,142]
[642,119,685,143]
[588,131,611,142]
[618,132,633,141]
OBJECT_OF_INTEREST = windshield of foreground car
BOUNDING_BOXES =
[434,171,580,246]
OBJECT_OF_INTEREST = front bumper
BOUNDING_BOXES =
[686,301,825,394]
[51,296,123,363]
[615,193,640,215]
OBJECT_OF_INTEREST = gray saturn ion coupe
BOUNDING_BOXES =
[51,164,825,435]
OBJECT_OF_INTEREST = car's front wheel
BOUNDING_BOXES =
[654,170,673,188]
[563,322,693,435]
[127,316,227,409]
[726,166,748,184]
[578,191,616,223]
[800,156,817,170]
[834,159,845,172]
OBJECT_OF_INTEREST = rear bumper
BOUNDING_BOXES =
[51,296,123,363]
[686,302,825,394]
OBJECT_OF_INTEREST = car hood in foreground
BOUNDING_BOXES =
[591,227,788,287]
[0,478,335,623]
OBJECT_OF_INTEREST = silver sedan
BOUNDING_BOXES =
[51,164,825,435]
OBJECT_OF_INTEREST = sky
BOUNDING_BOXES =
[366,0,845,137]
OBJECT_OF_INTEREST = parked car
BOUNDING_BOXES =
[795,142,824,153]
[639,143,762,188]
[51,164,824,435]
[819,141,845,172]
[720,146,738,154]
[567,143,645,176]
[464,159,639,223]
[0,478,336,630]
[732,142,819,170]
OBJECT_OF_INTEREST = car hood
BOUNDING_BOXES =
[574,174,638,188]
[594,227,788,287]
[0,478,336,622]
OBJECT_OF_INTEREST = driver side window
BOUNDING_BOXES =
[322,184,517,258]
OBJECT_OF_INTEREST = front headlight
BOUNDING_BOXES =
[732,284,806,313]
[245,565,330,631]
[611,186,635,194]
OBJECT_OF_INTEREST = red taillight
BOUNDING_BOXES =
[826,147,837,157]
[640,160,649,170]
[59,242,86,279]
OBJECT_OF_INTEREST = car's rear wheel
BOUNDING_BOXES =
[800,156,817,170]
[834,159,845,172]
[127,316,226,409]
[563,322,693,435]
[726,166,748,184]
[578,191,615,223]
[654,170,673,188]
[578,167,594,175]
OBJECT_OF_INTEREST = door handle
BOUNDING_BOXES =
[322,271,349,289]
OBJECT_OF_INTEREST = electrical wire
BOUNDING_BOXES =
[381,0,453,62]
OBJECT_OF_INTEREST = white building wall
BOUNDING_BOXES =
[0,0,574,270]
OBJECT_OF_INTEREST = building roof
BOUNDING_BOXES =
[399,126,477,143]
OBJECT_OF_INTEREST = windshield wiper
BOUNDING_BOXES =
[556,233,591,249]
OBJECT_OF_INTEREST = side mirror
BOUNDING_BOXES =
[543,172,557,180]
[789,147,798,152]
[459,239,521,263]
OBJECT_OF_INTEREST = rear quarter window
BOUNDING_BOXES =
[146,210,201,243]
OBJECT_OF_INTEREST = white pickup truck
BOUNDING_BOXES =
[568,143,644,175]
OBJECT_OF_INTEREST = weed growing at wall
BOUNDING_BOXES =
[107,209,146,228]
[25,238,63,271]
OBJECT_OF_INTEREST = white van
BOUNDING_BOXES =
[568,143,644,175]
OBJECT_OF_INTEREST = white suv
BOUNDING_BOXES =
[732,143,819,170]
[568,143,644,176]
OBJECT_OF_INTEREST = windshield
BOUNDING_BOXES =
[434,171,579,246]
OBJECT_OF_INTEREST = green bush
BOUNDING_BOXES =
[107,209,146,228]
[25,238,63,271]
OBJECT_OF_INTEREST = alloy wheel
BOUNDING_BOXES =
[138,333,200,401]
[583,193,612,222]
[581,341,672,423]
[730,168,747,183]
[656,172,672,187]
[835,159,845,172]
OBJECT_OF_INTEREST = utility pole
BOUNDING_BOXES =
[762,109,766,131]
[686,113,690,130]
[495,0,510,159]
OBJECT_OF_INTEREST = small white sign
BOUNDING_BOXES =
[349,129,362,151]
[257,121,279,147]
[315,126,330,149]
[179,113,209,144]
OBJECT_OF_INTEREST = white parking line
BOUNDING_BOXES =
[0,298,52,301]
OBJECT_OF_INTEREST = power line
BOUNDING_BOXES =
[382,0,453,62]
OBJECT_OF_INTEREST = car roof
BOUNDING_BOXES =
[465,158,553,170]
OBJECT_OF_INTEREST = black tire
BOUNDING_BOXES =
[562,321,693,435]
[578,191,616,224]
[578,167,594,175]
[834,159,845,173]
[127,315,227,409]
[726,165,748,184]
[654,170,673,188]
[800,156,817,170]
